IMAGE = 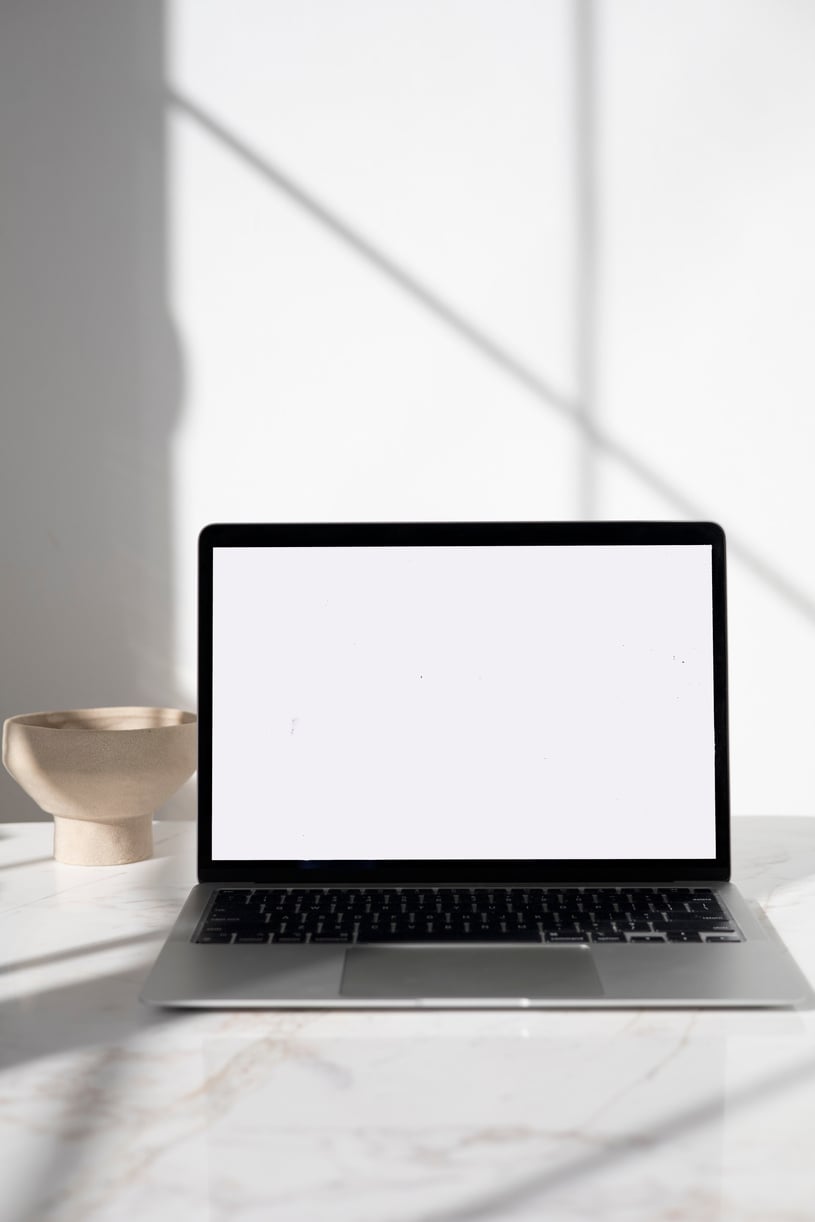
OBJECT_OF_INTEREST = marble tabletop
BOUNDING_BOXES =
[1,817,814,1222]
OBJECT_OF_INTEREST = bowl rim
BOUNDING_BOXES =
[4,707,197,732]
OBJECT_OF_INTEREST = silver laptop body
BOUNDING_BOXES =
[141,522,810,1007]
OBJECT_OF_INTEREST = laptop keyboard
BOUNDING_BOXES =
[194,886,742,944]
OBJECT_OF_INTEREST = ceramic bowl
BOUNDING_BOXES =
[2,707,197,865]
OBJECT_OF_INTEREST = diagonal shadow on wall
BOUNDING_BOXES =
[168,87,815,627]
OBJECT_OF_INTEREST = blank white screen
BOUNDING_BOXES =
[211,544,716,861]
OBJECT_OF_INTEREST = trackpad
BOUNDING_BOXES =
[340,946,604,1000]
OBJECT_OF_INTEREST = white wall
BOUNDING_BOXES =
[2,0,814,820]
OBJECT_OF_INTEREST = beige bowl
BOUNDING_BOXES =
[2,707,197,865]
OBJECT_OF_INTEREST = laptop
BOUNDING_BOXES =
[140,521,810,1007]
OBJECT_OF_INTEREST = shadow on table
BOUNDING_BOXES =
[421,1049,815,1222]
[2,956,184,1222]
[0,856,53,872]
[1,822,194,1220]
[0,951,178,1071]
[0,931,164,980]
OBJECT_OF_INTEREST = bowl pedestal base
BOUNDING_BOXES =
[53,813,153,866]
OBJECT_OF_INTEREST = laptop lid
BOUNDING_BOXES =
[197,522,729,885]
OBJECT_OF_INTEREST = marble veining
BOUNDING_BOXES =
[1,818,814,1221]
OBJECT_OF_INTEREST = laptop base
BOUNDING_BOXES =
[140,883,811,1008]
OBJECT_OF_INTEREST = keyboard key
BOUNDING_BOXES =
[357,929,541,943]
[660,919,707,931]
[544,932,589,943]
[204,924,268,937]
[464,930,541,942]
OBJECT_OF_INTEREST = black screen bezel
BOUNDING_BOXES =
[197,521,730,884]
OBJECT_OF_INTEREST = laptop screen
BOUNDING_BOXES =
[202,524,726,877]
